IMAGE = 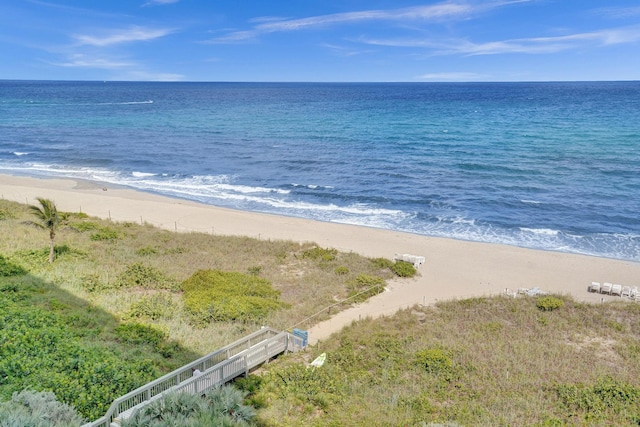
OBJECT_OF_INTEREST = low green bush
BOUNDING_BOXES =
[127,293,176,320]
[0,254,28,277]
[122,386,255,427]
[247,265,262,276]
[415,348,454,375]
[334,266,349,275]
[371,257,393,269]
[536,296,564,312]
[79,274,107,293]
[182,269,289,324]
[390,261,417,277]
[0,389,85,427]
[0,207,17,220]
[0,298,158,420]
[302,246,337,262]
[553,376,640,423]
[71,221,100,232]
[115,322,167,347]
[115,262,178,290]
[346,274,385,302]
[136,246,158,256]
[90,227,120,241]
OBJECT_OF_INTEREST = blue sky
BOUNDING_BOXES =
[1,0,639,82]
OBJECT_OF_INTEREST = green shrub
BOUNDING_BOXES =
[0,254,27,277]
[346,274,385,302]
[116,262,178,290]
[302,246,337,262]
[115,322,166,347]
[122,386,255,427]
[554,376,640,422]
[0,207,17,220]
[390,261,417,277]
[247,265,262,276]
[259,363,345,412]
[136,246,158,256]
[0,300,158,420]
[127,293,176,320]
[182,269,288,324]
[0,389,85,426]
[415,348,456,381]
[71,221,100,232]
[80,274,107,293]
[12,245,85,268]
[334,266,349,275]
[90,227,120,241]
[371,257,393,269]
[536,296,564,312]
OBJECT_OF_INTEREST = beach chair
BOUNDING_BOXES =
[601,282,612,294]
[621,286,631,297]
[589,282,600,293]
[630,287,638,299]
[611,284,622,297]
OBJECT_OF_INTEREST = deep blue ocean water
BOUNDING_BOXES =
[1,80,639,261]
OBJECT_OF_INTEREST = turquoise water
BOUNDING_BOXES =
[1,81,639,260]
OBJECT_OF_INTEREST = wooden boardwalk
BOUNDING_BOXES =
[83,327,305,427]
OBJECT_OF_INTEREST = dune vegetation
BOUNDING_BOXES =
[0,198,399,423]
[1,198,639,426]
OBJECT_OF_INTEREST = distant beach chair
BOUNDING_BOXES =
[526,287,547,297]
[630,287,638,299]
[611,284,622,297]
[589,282,600,293]
[517,288,529,295]
[621,286,631,297]
[601,282,613,294]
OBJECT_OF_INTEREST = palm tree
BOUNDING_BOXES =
[28,197,60,263]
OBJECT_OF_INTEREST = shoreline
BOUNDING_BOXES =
[2,172,640,342]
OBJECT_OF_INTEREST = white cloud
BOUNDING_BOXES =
[205,1,521,43]
[73,26,173,47]
[53,54,135,69]
[360,25,640,55]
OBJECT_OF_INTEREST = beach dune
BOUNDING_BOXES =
[2,173,639,344]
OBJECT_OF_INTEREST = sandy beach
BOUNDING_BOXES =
[2,173,639,344]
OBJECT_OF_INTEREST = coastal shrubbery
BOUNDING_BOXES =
[536,295,564,311]
[0,390,85,427]
[0,254,27,277]
[122,387,255,427]
[0,198,397,422]
[390,260,417,277]
[116,262,178,290]
[250,295,640,426]
[346,273,385,302]
[0,293,160,420]
[182,270,289,325]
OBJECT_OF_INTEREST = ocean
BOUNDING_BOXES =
[1,80,639,261]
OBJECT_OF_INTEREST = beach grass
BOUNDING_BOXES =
[248,295,640,426]
[2,196,639,425]
[0,198,397,419]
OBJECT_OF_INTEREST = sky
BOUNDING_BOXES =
[1,0,640,82]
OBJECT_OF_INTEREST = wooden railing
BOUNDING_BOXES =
[83,327,305,427]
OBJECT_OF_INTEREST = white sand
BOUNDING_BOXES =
[2,174,639,345]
